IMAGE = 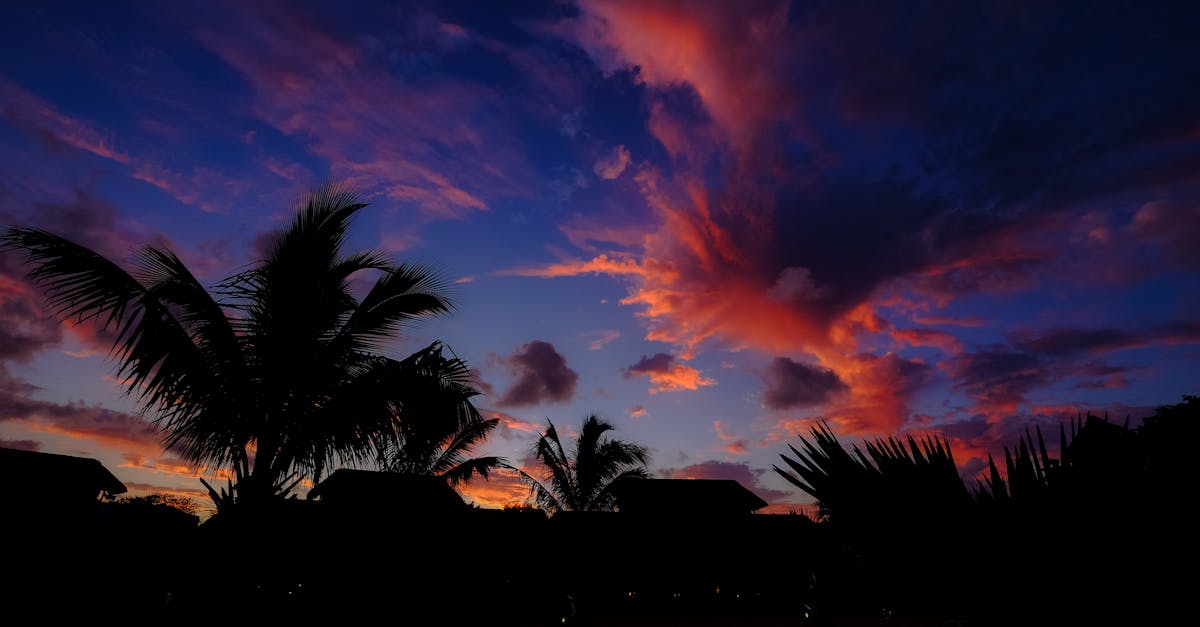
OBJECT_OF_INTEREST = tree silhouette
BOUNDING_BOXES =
[376,340,505,486]
[1,184,480,508]
[520,414,649,512]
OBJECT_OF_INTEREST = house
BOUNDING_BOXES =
[306,468,470,512]
[0,446,126,507]
[610,478,769,516]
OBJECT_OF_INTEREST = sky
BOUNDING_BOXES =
[1,0,1199,514]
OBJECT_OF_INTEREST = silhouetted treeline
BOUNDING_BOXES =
[775,395,1200,625]
[4,397,1197,625]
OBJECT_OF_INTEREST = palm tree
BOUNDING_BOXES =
[520,414,649,512]
[377,340,505,486]
[1,184,493,508]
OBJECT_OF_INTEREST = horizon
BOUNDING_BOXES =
[1,0,1198,515]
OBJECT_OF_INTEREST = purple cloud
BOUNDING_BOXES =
[761,357,848,410]
[496,340,578,407]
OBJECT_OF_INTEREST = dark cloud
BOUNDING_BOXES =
[626,353,673,374]
[947,348,1047,410]
[0,438,40,451]
[496,340,578,407]
[1016,322,1200,356]
[6,188,137,262]
[948,321,1200,410]
[661,460,791,504]
[0,187,156,362]
[1129,200,1200,268]
[761,356,847,410]
[0,283,63,362]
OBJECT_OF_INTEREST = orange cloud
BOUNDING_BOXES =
[714,420,750,455]
[504,253,646,278]
[891,327,964,355]
[625,353,715,394]
[457,466,534,509]
[488,410,542,434]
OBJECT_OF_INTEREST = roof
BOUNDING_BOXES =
[307,469,467,511]
[610,478,768,515]
[0,447,127,503]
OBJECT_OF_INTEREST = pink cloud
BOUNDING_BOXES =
[593,144,631,180]
[0,77,132,165]
[0,77,248,215]
[572,0,799,154]
[190,1,535,221]
[585,329,621,351]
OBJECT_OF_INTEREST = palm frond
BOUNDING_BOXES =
[441,455,507,487]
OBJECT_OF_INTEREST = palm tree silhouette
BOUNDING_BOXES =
[1,184,489,508]
[377,340,504,486]
[520,414,649,512]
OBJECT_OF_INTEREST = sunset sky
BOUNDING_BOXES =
[2,0,1198,513]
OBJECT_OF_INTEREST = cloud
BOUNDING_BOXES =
[0,77,248,214]
[0,77,131,165]
[585,329,621,351]
[496,341,579,407]
[0,187,214,360]
[457,465,537,509]
[0,275,64,362]
[1015,322,1200,356]
[187,0,542,221]
[624,353,715,394]
[627,405,647,418]
[713,419,749,455]
[768,266,827,302]
[1129,200,1200,267]
[522,0,1200,437]
[572,0,799,153]
[0,366,162,458]
[486,410,543,442]
[661,460,791,504]
[0,438,40,451]
[947,321,1200,414]
[827,353,935,433]
[593,144,631,179]
[760,357,848,410]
